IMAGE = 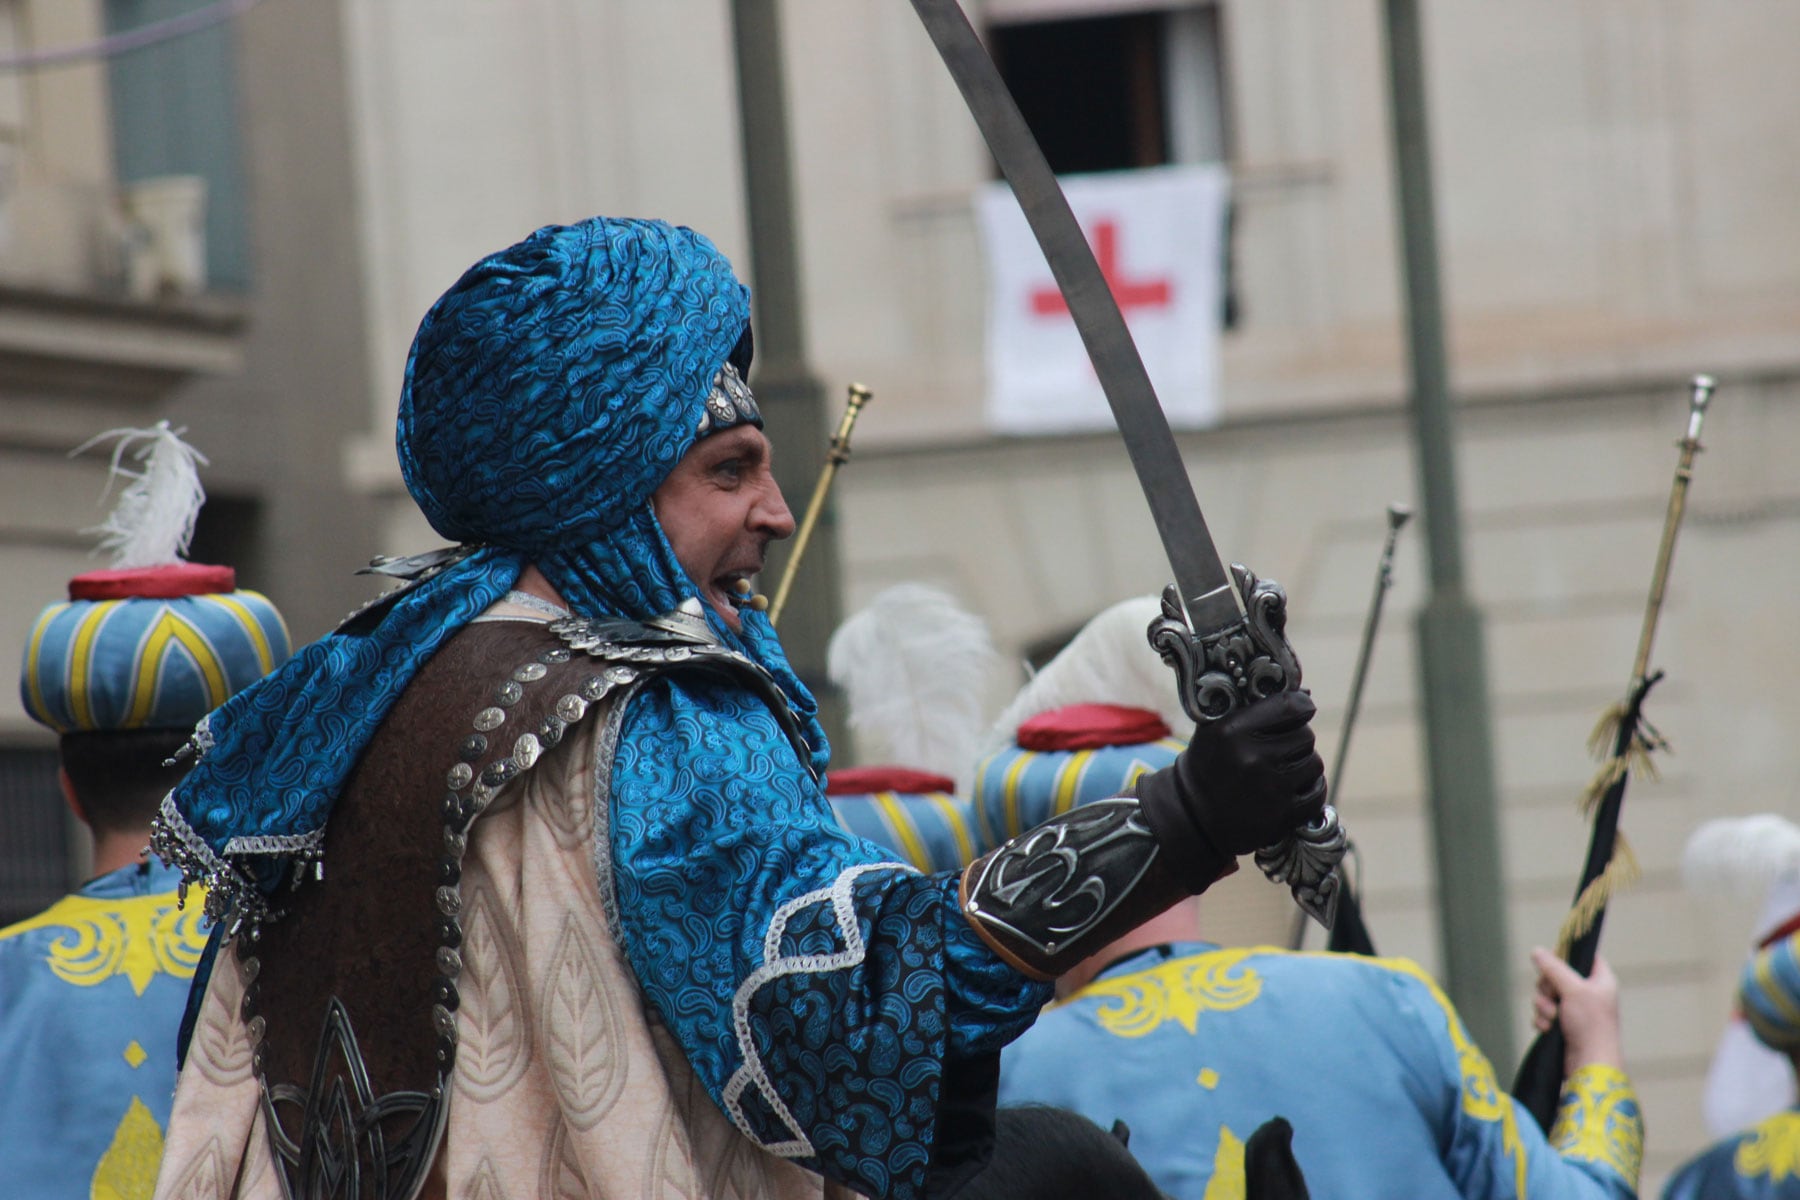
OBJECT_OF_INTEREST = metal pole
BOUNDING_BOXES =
[730,0,846,752]
[1381,0,1513,1065]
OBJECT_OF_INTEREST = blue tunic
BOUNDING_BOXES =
[1663,1111,1800,1199]
[998,942,1643,1200]
[0,857,207,1197]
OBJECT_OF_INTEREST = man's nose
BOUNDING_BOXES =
[753,477,797,541]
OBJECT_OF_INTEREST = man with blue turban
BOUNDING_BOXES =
[147,216,1327,1200]
[5,424,291,1198]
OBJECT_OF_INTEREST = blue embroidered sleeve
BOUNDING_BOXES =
[1383,966,1641,1200]
[606,673,1050,1200]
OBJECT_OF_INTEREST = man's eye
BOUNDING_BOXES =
[713,460,744,482]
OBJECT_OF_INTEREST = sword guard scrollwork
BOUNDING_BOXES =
[1147,566,1299,720]
[1255,805,1346,929]
[1146,564,1346,928]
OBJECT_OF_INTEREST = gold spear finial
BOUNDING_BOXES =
[769,383,873,627]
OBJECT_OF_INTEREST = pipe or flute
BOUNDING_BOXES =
[769,383,873,627]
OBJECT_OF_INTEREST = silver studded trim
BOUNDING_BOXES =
[548,615,818,784]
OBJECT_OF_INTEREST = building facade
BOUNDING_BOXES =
[2,0,1796,1185]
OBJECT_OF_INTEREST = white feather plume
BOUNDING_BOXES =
[1682,814,1800,900]
[977,595,1195,760]
[76,421,209,569]
[827,584,999,779]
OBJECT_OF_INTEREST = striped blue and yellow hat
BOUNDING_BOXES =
[22,566,290,734]
[1740,916,1800,1052]
[19,423,291,734]
[972,704,1184,847]
[826,766,980,875]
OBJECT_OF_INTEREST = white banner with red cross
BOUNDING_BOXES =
[976,163,1229,435]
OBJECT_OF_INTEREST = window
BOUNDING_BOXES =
[104,0,250,290]
[990,4,1229,175]
[187,492,267,593]
[989,3,1237,325]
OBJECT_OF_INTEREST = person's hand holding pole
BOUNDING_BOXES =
[1530,947,1625,1076]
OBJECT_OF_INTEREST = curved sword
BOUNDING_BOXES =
[909,0,1345,926]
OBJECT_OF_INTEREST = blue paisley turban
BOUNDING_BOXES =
[157,217,822,922]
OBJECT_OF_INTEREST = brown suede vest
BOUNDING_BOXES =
[238,611,809,1200]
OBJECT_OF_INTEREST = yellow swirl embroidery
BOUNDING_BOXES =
[1549,1063,1643,1190]
[1372,957,1526,1197]
[0,889,209,995]
[1083,949,1262,1038]
[91,1096,164,1200]
[1736,1111,1800,1181]
[1202,1125,1246,1200]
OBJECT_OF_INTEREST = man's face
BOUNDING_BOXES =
[652,426,796,630]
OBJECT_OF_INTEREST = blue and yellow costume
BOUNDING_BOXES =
[0,858,209,1196]
[1663,1109,1800,1199]
[1000,941,1642,1200]
[977,692,1641,1200]
[1663,922,1800,1198]
[7,425,291,1199]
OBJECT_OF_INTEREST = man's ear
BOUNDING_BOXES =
[58,765,88,826]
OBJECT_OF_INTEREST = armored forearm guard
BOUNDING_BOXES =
[958,797,1215,980]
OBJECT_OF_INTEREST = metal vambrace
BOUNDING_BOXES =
[957,796,1226,980]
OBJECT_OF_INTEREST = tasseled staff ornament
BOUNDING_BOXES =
[1552,375,1714,958]
[1512,374,1714,1131]
[1550,680,1670,959]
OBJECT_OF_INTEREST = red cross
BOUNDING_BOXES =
[1029,218,1173,318]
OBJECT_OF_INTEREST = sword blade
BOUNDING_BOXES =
[909,0,1240,632]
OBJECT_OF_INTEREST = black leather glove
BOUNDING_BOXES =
[1135,689,1328,891]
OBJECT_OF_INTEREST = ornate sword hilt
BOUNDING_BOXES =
[1146,565,1346,927]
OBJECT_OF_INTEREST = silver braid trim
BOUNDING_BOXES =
[149,791,277,934]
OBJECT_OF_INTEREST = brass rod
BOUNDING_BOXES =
[1628,374,1713,688]
[769,383,872,627]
